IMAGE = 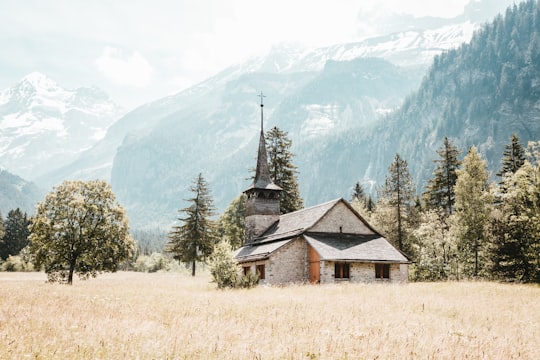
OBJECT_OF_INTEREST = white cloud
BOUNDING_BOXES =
[95,47,154,87]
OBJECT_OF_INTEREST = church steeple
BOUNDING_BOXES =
[244,91,282,243]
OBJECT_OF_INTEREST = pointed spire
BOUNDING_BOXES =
[245,92,282,191]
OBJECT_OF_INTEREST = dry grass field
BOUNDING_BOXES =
[0,272,538,359]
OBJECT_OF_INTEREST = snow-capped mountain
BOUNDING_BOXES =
[0,72,124,180]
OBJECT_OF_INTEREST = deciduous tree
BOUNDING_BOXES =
[29,180,134,284]
[452,147,492,278]
[218,194,246,250]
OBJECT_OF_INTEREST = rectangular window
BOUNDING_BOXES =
[375,264,390,279]
[334,262,350,279]
[256,264,265,280]
[243,266,250,276]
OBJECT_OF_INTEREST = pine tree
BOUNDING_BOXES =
[351,181,366,203]
[265,126,303,214]
[377,153,415,253]
[452,147,493,278]
[0,211,5,249]
[496,133,526,182]
[0,208,30,260]
[167,173,217,276]
[423,137,461,214]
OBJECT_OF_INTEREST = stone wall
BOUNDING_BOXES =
[309,202,374,234]
[267,238,308,284]
[320,261,409,284]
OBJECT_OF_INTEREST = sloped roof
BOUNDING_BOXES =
[304,233,411,263]
[235,239,290,263]
[254,199,342,243]
[235,198,409,264]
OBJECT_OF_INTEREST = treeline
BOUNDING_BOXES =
[355,134,539,283]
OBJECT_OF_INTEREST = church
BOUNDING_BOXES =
[235,95,410,284]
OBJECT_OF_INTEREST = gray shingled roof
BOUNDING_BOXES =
[235,198,410,264]
[254,199,341,243]
[304,233,411,263]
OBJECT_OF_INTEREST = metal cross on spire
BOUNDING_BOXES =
[257,91,266,130]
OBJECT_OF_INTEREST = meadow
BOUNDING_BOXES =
[0,272,538,359]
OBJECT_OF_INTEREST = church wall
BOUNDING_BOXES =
[267,238,308,284]
[309,202,375,234]
[320,261,409,284]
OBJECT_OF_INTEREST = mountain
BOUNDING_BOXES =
[20,1,519,229]
[368,0,540,191]
[0,72,124,181]
[0,168,43,216]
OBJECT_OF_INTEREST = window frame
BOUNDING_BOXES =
[334,262,350,279]
[256,264,265,280]
[375,263,390,279]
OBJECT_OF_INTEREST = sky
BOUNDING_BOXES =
[0,0,510,110]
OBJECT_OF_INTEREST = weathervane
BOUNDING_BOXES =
[257,91,266,130]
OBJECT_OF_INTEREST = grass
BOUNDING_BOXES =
[0,272,538,359]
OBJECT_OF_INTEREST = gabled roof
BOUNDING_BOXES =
[253,198,343,243]
[304,233,411,263]
[236,198,410,264]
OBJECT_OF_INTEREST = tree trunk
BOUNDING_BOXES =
[68,259,76,285]
[191,260,196,276]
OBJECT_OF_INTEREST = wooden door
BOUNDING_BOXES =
[308,245,320,283]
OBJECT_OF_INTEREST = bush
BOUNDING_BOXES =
[132,252,171,273]
[208,241,260,289]
[1,255,34,272]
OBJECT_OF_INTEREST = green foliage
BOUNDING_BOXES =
[265,126,304,214]
[167,173,218,276]
[0,208,30,260]
[351,181,366,203]
[1,254,34,272]
[377,153,415,253]
[28,180,134,284]
[208,241,238,288]
[451,147,493,278]
[497,134,526,178]
[423,137,461,214]
[489,162,540,282]
[208,241,259,289]
[218,194,246,249]
[132,252,173,273]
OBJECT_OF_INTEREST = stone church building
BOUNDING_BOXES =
[235,96,410,284]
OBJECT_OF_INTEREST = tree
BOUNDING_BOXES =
[377,153,415,253]
[423,137,461,214]
[28,180,134,284]
[351,181,366,203]
[490,161,540,283]
[218,194,246,250]
[208,241,239,289]
[0,211,5,251]
[451,147,493,278]
[265,126,303,213]
[496,134,526,186]
[0,208,30,260]
[167,173,217,276]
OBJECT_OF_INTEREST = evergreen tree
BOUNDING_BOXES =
[452,147,493,278]
[496,133,526,181]
[167,173,217,276]
[351,181,366,203]
[265,126,303,214]
[0,211,5,250]
[377,153,415,253]
[218,194,246,250]
[0,208,30,260]
[423,137,461,214]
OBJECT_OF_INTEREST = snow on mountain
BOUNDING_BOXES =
[0,72,124,181]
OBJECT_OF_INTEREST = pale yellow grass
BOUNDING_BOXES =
[0,272,538,359]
